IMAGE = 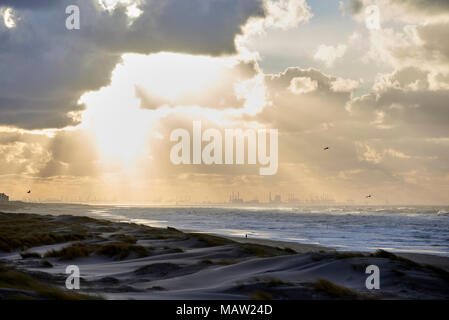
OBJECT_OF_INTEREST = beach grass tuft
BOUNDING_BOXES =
[248,276,293,287]
[190,233,235,247]
[239,243,294,257]
[40,260,53,268]
[44,243,92,260]
[0,233,87,252]
[0,212,93,252]
[334,252,366,259]
[109,234,137,244]
[200,259,237,266]
[20,251,42,259]
[251,290,273,300]
[313,279,359,298]
[0,263,93,300]
[96,242,149,260]
[370,250,421,268]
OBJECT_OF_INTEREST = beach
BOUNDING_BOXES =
[3,202,449,257]
[1,211,448,300]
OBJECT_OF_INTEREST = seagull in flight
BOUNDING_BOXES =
[323,146,330,151]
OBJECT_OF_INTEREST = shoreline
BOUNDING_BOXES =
[2,201,448,259]
[224,235,449,272]
[1,211,449,300]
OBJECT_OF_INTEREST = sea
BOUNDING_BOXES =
[3,203,449,257]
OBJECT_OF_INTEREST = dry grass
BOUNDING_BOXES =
[251,290,273,300]
[190,233,236,247]
[0,212,92,252]
[370,249,421,268]
[0,233,87,252]
[95,242,149,260]
[40,260,53,268]
[334,252,366,259]
[0,263,93,300]
[44,241,150,260]
[20,252,42,259]
[239,243,295,258]
[201,259,237,266]
[109,234,137,244]
[138,226,189,241]
[44,243,92,260]
[313,279,359,298]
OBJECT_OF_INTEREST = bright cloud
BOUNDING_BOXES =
[289,77,318,94]
[313,44,347,67]
[0,0,448,204]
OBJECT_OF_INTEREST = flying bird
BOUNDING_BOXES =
[323,147,329,151]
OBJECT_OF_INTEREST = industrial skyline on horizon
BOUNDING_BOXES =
[1,189,425,207]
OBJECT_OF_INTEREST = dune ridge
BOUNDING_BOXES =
[1,211,448,300]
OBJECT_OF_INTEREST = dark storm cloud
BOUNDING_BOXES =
[394,0,449,14]
[117,0,264,56]
[0,95,87,130]
[0,0,265,129]
[38,130,99,178]
[0,0,60,9]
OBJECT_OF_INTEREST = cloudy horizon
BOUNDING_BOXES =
[0,0,448,205]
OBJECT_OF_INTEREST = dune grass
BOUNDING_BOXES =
[109,234,137,244]
[313,279,359,298]
[239,243,296,257]
[0,233,87,252]
[201,259,237,265]
[0,212,92,252]
[40,260,53,268]
[44,243,92,260]
[190,233,236,247]
[44,241,150,260]
[0,263,93,300]
[139,226,189,241]
[20,251,42,259]
[370,249,421,268]
[96,242,149,260]
[334,252,366,259]
[251,290,273,300]
[249,276,293,287]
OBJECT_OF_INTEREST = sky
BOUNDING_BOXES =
[0,0,448,204]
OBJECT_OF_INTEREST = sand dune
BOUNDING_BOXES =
[1,212,448,300]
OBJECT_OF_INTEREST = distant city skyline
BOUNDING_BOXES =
[2,189,417,207]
